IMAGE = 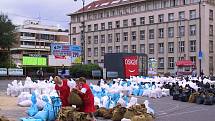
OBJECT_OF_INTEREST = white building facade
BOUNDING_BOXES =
[11,20,69,65]
[69,0,215,76]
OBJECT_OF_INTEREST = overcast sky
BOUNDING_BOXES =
[0,0,94,29]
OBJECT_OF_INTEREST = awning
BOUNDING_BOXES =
[176,60,194,67]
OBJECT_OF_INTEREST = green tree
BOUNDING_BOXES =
[0,14,16,67]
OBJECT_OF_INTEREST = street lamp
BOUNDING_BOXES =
[74,0,85,64]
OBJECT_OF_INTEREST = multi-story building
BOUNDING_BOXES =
[69,0,215,76]
[11,20,69,65]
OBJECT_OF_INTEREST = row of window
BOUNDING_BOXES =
[20,41,50,46]
[20,32,57,40]
[72,9,199,33]
[87,40,202,57]
[83,25,198,45]
[72,0,201,23]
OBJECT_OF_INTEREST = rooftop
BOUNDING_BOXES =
[69,0,145,15]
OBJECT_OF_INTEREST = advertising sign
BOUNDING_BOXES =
[107,71,118,78]
[58,69,70,76]
[51,44,81,63]
[8,68,23,76]
[124,56,139,78]
[0,68,7,76]
[148,59,157,75]
[23,56,47,66]
[48,55,71,66]
[92,70,102,77]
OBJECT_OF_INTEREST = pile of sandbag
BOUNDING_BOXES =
[57,107,90,121]
[95,103,154,121]
[0,116,10,121]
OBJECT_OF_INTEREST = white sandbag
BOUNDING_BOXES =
[101,96,109,108]
[117,98,126,107]
[127,97,137,108]
[94,97,101,106]
[121,118,131,121]
[144,100,154,115]
[18,100,32,107]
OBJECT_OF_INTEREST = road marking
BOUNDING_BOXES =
[157,108,208,118]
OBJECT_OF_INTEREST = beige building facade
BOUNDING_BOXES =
[11,20,69,65]
[69,0,215,76]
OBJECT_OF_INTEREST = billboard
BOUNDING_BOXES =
[51,44,81,63]
[148,59,157,75]
[124,56,139,78]
[23,56,47,66]
[8,68,23,76]
[0,68,7,76]
[48,55,71,66]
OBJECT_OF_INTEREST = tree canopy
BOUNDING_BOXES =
[0,14,16,49]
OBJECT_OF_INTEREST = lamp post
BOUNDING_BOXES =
[74,0,85,64]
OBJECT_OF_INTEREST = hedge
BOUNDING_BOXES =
[70,64,101,78]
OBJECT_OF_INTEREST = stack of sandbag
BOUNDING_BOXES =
[0,116,10,121]
[94,103,154,121]
[57,107,90,121]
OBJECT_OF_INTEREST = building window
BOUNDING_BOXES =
[168,27,174,38]
[123,45,128,53]
[140,30,145,40]
[94,24,98,31]
[88,25,91,32]
[149,16,154,24]
[131,18,136,26]
[190,56,196,66]
[72,27,76,34]
[168,13,174,21]
[72,38,76,45]
[190,25,196,36]
[209,9,213,20]
[116,21,120,28]
[101,23,105,30]
[108,34,112,43]
[189,40,196,52]
[94,47,98,56]
[87,48,91,57]
[149,29,154,39]
[179,41,185,53]
[131,6,137,13]
[123,32,128,41]
[131,45,136,53]
[94,60,98,64]
[158,43,164,53]
[159,28,164,38]
[168,42,174,53]
[140,17,145,25]
[108,22,112,29]
[101,47,105,56]
[123,19,128,27]
[168,57,174,69]
[158,58,164,68]
[190,10,196,19]
[149,43,154,54]
[87,36,91,44]
[179,26,185,37]
[179,11,185,20]
[101,35,105,43]
[101,59,104,63]
[88,60,91,64]
[115,46,120,53]
[158,14,164,23]
[131,31,136,41]
[94,35,98,44]
[115,33,120,42]
[108,46,112,53]
[210,25,213,36]
[140,44,145,53]
[209,40,213,53]
[209,56,214,75]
